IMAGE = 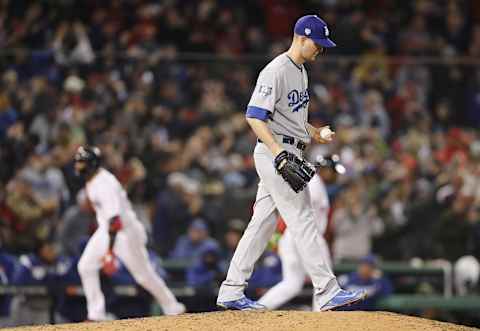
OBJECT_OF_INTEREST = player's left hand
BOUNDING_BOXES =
[311,125,335,144]
[101,249,118,276]
[274,151,315,193]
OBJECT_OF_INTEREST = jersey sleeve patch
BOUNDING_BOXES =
[258,84,272,96]
[247,69,279,114]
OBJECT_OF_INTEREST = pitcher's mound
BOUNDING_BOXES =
[4,311,478,331]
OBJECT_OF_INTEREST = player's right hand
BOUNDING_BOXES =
[312,125,335,144]
[101,249,118,276]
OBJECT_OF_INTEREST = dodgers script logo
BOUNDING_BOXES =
[288,89,309,112]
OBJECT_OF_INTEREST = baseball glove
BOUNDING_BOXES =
[274,150,315,193]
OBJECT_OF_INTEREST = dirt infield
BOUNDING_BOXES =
[4,311,478,331]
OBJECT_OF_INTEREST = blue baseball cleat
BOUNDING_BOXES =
[319,289,367,311]
[217,296,267,311]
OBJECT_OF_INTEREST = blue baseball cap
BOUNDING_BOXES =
[294,15,336,48]
[190,218,208,231]
[360,254,378,266]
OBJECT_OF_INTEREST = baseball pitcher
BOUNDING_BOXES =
[217,15,365,311]
[74,146,185,321]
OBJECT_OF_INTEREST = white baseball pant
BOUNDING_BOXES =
[258,174,333,309]
[78,221,180,320]
[217,142,340,308]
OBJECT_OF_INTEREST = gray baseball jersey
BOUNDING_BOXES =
[247,53,311,144]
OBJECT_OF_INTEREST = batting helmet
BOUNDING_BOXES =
[74,145,102,177]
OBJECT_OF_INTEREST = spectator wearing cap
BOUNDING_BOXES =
[9,241,72,325]
[186,241,222,287]
[337,255,393,311]
[186,241,223,312]
[169,218,219,261]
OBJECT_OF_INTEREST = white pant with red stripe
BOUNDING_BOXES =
[77,220,181,320]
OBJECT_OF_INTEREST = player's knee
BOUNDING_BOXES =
[77,257,95,275]
[77,259,88,275]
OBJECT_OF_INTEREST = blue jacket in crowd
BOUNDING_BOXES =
[338,271,393,310]
[170,236,219,261]
[186,243,223,289]
[248,252,283,291]
[0,253,18,317]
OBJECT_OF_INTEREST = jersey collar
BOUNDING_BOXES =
[285,54,303,72]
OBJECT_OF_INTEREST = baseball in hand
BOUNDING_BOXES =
[319,126,334,140]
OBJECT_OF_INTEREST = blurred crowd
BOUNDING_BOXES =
[0,0,480,325]
[1,0,480,57]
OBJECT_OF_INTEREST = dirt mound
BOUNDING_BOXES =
[4,311,477,331]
